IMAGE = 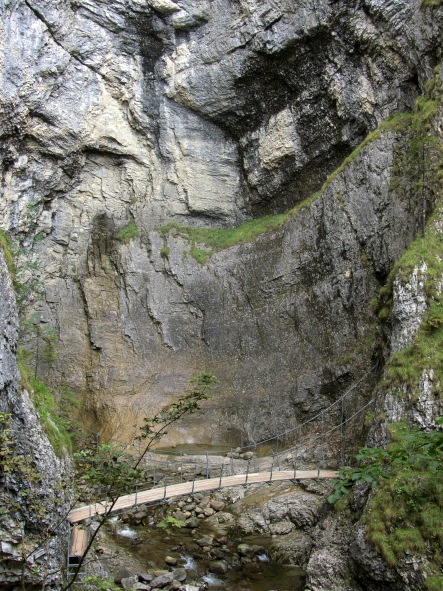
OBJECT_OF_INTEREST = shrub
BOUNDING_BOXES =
[329,421,443,571]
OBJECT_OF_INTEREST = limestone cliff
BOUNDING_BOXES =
[1,0,442,447]
[0,249,71,589]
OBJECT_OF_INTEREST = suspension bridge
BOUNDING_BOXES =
[68,468,338,523]
[68,366,377,524]
[67,366,377,572]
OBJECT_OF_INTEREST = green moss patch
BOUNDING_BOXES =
[421,0,443,7]
[18,348,72,456]
[380,204,443,394]
[117,220,139,243]
[0,229,17,281]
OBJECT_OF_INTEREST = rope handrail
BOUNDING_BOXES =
[69,386,378,526]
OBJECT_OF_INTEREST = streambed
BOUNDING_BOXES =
[103,497,305,591]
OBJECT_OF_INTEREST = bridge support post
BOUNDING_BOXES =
[340,397,345,467]
[153,450,156,485]
[269,454,274,483]
[253,445,257,472]
[134,484,138,509]
[206,452,209,478]
[245,459,250,485]
[230,452,234,476]
[293,451,296,480]
[192,467,196,494]
[163,478,167,500]
[321,412,325,471]
[180,452,183,483]
[276,453,280,471]
[218,464,223,490]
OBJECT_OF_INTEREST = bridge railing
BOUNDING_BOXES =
[81,393,373,514]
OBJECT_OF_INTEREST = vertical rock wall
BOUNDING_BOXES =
[0,249,71,590]
[0,0,442,445]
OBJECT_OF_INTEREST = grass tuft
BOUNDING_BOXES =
[426,576,443,591]
[117,220,139,244]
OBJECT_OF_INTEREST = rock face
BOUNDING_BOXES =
[1,0,442,447]
[0,250,71,589]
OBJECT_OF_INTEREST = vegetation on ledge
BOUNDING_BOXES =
[329,421,443,585]
[380,203,443,395]
[17,347,73,456]
[117,219,139,243]
[158,91,436,264]
[370,72,443,393]
[159,214,289,263]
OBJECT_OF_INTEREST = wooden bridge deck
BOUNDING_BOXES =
[70,525,88,558]
[68,469,337,524]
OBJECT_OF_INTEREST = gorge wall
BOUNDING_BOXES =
[1,0,442,447]
[0,249,71,590]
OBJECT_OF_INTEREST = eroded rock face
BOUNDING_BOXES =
[1,0,442,445]
[0,251,71,589]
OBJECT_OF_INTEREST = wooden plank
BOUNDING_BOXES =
[68,470,337,524]
[70,525,87,557]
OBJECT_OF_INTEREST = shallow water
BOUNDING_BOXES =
[108,518,305,591]
[154,443,232,456]
[115,525,138,539]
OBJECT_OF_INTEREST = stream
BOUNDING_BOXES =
[105,504,305,591]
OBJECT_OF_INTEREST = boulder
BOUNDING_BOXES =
[121,576,140,590]
[208,560,228,574]
[210,500,225,512]
[150,572,175,588]
[196,535,214,547]
[115,568,135,583]
[165,555,178,566]
[172,568,187,582]
[237,544,256,558]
